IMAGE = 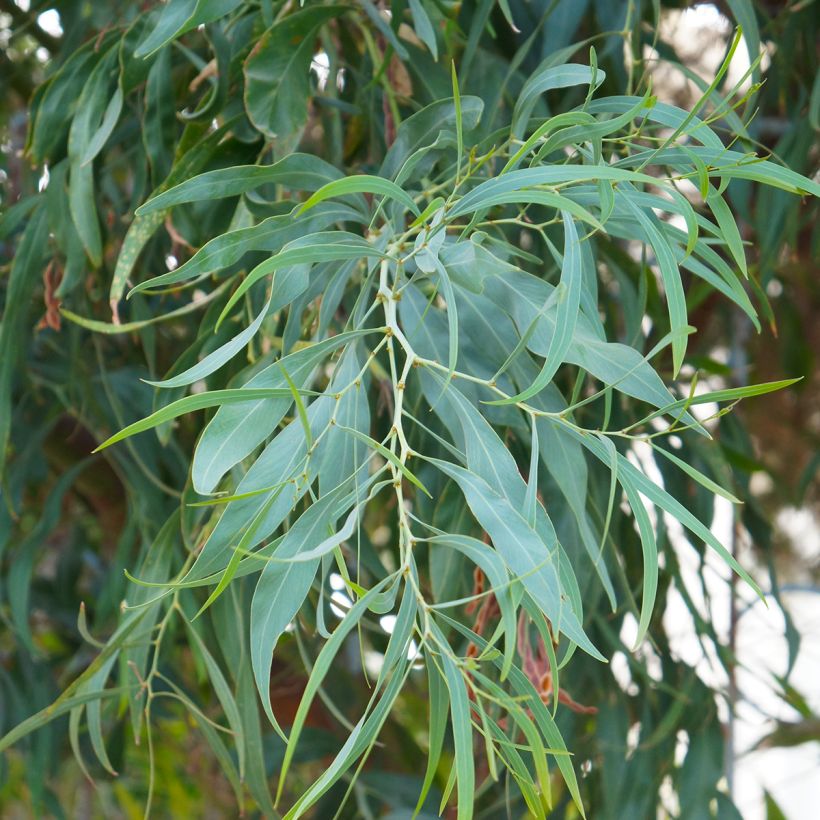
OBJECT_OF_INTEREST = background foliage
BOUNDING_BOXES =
[1,1,818,818]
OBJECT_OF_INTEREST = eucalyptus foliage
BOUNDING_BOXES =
[1,1,818,817]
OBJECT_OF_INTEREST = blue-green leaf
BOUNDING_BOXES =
[428,458,604,660]
[489,211,582,403]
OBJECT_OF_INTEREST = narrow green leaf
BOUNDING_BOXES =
[618,471,658,648]
[0,205,49,481]
[411,196,446,229]
[194,490,284,617]
[283,653,409,818]
[581,434,763,598]
[135,0,243,57]
[465,189,604,232]
[297,175,420,217]
[440,651,474,820]
[236,651,279,818]
[136,153,347,214]
[620,146,820,197]
[215,231,379,328]
[415,653,449,815]
[624,197,688,376]
[628,378,801,431]
[408,0,438,59]
[250,560,320,736]
[380,97,483,181]
[94,388,317,451]
[78,653,120,775]
[110,119,240,312]
[276,575,394,801]
[128,203,360,297]
[182,615,246,778]
[525,417,539,529]
[61,280,230,334]
[438,614,585,818]
[336,425,432,497]
[429,534,517,681]
[428,457,604,661]
[451,61,463,184]
[512,64,606,138]
[0,688,135,754]
[450,165,661,219]
[651,442,741,503]
[504,111,595,173]
[433,258,459,384]
[707,185,748,278]
[533,93,656,166]
[280,363,313,449]
[192,328,378,495]
[147,295,276,389]
[488,212,582,404]
[376,584,417,692]
[638,27,743,168]
[81,85,123,166]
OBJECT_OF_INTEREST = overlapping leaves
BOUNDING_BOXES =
[2,2,817,817]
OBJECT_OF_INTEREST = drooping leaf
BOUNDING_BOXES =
[512,63,606,137]
[136,154,349,214]
[191,328,378,494]
[428,458,604,661]
[490,211,582,403]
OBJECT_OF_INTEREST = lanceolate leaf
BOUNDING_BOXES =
[429,534,517,679]
[482,270,704,431]
[380,96,484,181]
[623,197,687,376]
[182,616,246,777]
[620,146,820,197]
[128,203,362,296]
[275,573,395,801]
[618,469,659,648]
[191,328,379,494]
[244,6,348,149]
[491,211,582,404]
[428,458,605,661]
[94,387,318,451]
[146,295,276,389]
[215,231,383,326]
[408,0,438,59]
[136,154,349,214]
[415,653,449,815]
[573,431,762,597]
[297,175,420,217]
[250,538,321,729]
[706,184,748,278]
[440,648,474,820]
[449,165,661,219]
[135,0,244,58]
[283,648,409,818]
[512,63,606,137]
[440,614,585,816]
[0,205,49,481]
[109,119,241,311]
[67,45,119,267]
[187,408,318,580]
[0,688,136,755]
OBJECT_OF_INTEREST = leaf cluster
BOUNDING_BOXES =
[0,1,817,817]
